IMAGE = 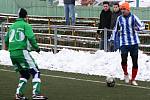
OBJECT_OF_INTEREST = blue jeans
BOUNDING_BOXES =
[64,4,75,25]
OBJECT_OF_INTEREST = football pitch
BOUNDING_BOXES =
[0,65,150,100]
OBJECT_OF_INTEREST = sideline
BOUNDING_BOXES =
[0,68,150,90]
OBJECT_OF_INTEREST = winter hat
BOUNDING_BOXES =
[18,8,27,18]
[121,2,130,11]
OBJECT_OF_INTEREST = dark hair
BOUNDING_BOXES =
[103,1,110,6]
[18,8,27,18]
[113,3,119,7]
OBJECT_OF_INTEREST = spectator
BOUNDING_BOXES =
[81,0,95,6]
[64,0,75,25]
[111,2,145,86]
[5,8,48,100]
[48,0,53,6]
[96,1,112,50]
[109,3,122,51]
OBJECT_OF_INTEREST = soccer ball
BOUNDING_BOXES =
[106,76,115,87]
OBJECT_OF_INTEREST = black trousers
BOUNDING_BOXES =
[120,44,138,68]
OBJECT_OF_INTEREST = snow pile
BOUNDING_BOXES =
[0,49,150,81]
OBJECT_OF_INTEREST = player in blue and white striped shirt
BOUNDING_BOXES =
[112,12,144,46]
[111,2,145,86]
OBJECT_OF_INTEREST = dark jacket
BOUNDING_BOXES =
[64,0,75,5]
[97,9,112,38]
[98,9,112,30]
[110,10,122,29]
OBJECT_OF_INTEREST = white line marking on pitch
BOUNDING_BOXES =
[0,68,150,90]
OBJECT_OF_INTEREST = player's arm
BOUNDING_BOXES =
[25,24,39,50]
[134,15,145,31]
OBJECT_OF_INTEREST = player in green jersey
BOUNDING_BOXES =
[5,8,48,100]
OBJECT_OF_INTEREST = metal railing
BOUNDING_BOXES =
[1,23,150,55]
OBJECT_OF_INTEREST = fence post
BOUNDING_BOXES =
[98,29,101,50]
[48,18,51,34]
[0,23,2,49]
[1,22,5,50]
[104,28,107,52]
[54,25,57,54]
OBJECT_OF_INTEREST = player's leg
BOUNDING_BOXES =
[130,44,138,85]
[131,55,138,81]
[11,55,30,100]
[29,68,47,100]
[121,54,128,75]
[17,69,30,94]
[120,45,128,75]
[120,45,129,83]
[15,69,30,100]
[12,51,31,95]
[22,50,48,99]
[30,67,41,95]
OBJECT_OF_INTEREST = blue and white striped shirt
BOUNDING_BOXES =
[112,13,144,46]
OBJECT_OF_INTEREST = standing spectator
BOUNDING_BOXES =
[48,0,53,6]
[64,0,75,25]
[96,1,112,50]
[111,2,144,86]
[5,8,48,100]
[110,3,122,30]
[109,3,122,51]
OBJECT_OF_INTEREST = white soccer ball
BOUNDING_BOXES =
[106,76,115,87]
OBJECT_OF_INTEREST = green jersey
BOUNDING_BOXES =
[5,18,39,51]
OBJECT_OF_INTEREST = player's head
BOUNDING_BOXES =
[18,8,27,18]
[120,2,130,16]
[103,1,110,12]
[113,3,120,12]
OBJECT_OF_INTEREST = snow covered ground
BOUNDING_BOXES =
[0,49,150,81]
